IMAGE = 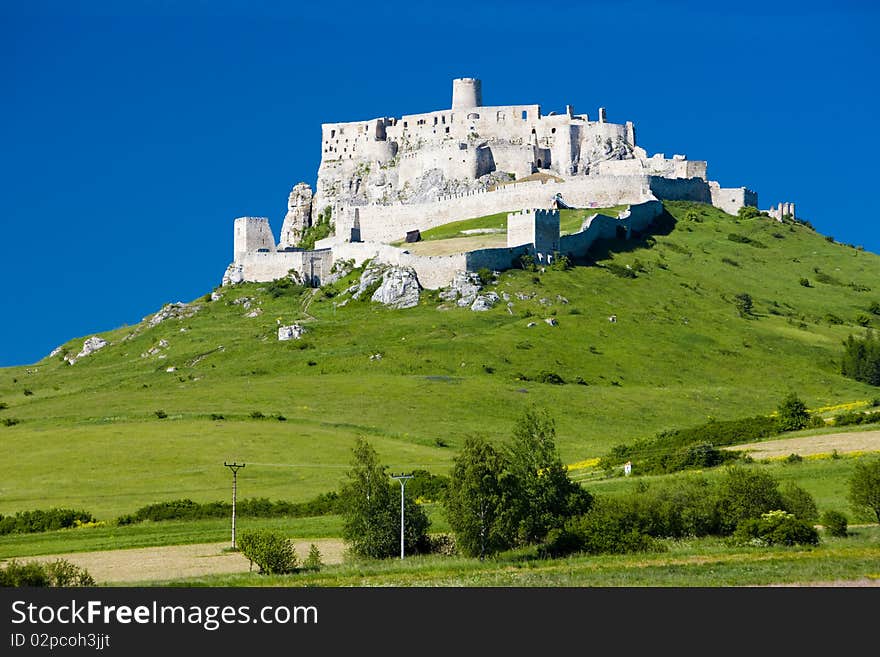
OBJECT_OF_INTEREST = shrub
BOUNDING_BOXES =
[2,418,21,427]
[210,413,225,421]
[780,482,819,521]
[820,510,848,538]
[541,498,667,557]
[799,277,811,287]
[0,559,94,587]
[476,267,493,285]
[0,402,7,410]
[0,508,96,535]
[733,292,753,317]
[303,544,323,571]
[841,332,880,386]
[23,389,34,396]
[776,393,811,431]
[848,457,880,523]
[536,371,565,385]
[732,510,819,546]
[237,529,298,574]
[715,466,786,534]
[154,409,168,419]
[250,410,265,419]
[44,559,96,586]
[519,254,537,272]
[784,453,803,464]
[549,252,572,271]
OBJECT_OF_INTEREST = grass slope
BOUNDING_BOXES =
[2,201,880,520]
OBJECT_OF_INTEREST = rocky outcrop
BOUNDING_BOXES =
[222,263,244,286]
[278,182,313,249]
[439,271,483,307]
[278,324,306,341]
[351,264,421,309]
[471,292,500,312]
[148,302,200,327]
[65,336,107,365]
[372,266,421,309]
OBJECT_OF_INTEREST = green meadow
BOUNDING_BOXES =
[2,200,880,532]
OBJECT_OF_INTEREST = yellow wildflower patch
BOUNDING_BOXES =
[565,457,601,471]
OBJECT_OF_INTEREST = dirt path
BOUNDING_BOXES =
[723,429,880,459]
[18,538,347,584]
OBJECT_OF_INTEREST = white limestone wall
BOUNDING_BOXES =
[352,175,660,243]
[235,251,301,282]
[235,249,333,285]
[710,185,758,215]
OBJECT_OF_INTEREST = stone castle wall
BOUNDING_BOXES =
[339,175,703,243]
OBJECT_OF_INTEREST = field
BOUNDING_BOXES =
[2,200,880,586]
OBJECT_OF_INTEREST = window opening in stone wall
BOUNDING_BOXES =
[467,112,480,120]
[331,129,335,138]
[551,128,556,134]
[522,111,528,120]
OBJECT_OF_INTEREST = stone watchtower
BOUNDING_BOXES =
[233,217,275,262]
[452,77,482,109]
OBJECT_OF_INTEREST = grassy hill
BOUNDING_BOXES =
[3,200,880,521]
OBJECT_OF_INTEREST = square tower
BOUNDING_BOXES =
[233,217,276,262]
[507,209,560,256]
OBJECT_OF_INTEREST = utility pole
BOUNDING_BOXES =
[390,473,413,559]
[224,462,245,549]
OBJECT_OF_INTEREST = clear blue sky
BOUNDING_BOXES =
[2,0,877,366]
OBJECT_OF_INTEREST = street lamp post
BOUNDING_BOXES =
[390,473,414,559]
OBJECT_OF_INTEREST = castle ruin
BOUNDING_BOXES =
[223,78,769,290]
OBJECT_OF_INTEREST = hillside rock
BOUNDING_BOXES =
[372,266,421,309]
[352,264,421,309]
[65,336,107,365]
[222,263,244,286]
[471,292,500,312]
[148,302,200,327]
[278,324,306,341]
[439,271,482,307]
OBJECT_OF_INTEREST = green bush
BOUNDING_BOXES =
[841,332,880,386]
[776,393,811,432]
[540,498,667,557]
[820,510,848,537]
[0,508,96,535]
[733,292,753,317]
[238,529,298,574]
[303,544,323,571]
[833,410,880,427]
[0,559,94,587]
[715,466,786,534]
[732,510,819,547]
[116,493,340,525]
[476,267,493,285]
[780,482,819,521]
[154,409,168,419]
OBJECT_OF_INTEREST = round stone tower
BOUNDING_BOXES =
[452,77,482,109]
